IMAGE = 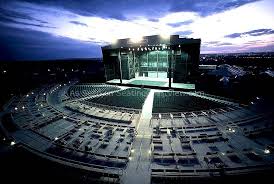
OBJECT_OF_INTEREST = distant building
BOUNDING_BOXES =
[102,35,201,88]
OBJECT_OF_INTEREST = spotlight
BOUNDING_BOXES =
[130,36,143,43]
[264,149,270,154]
[160,33,170,39]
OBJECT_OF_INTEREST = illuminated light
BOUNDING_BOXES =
[31,92,34,95]
[111,38,118,45]
[22,106,25,110]
[178,45,181,48]
[54,137,59,141]
[264,149,270,154]
[148,150,151,154]
[132,48,134,51]
[14,107,18,111]
[144,47,147,51]
[256,97,260,100]
[26,94,29,97]
[43,93,46,96]
[129,157,132,161]
[131,149,135,153]
[3,138,6,141]
[152,47,154,50]
[10,141,16,146]
[130,36,143,43]
[137,48,139,51]
[129,48,131,51]
[141,48,143,51]
[63,116,67,119]
[228,127,235,133]
[160,33,170,39]
[3,70,7,73]
[47,69,50,72]
[40,104,43,107]
[221,152,225,155]
[251,101,254,104]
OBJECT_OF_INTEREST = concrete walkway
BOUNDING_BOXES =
[121,90,154,184]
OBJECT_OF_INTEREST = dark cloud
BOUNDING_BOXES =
[169,0,260,16]
[225,29,274,38]
[0,25,101,61]
[0,7,55,28]
[0,15,56,28]
[167,20,193,27]
[69,21,88,27]
[2,0,258,21]
[174,30,193,36]
[203,41,233,46]
[216,42,233,46]
[204,41,220,45]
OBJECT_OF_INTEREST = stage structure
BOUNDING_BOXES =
[102,35,201,90]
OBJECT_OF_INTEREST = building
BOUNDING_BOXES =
[102,35,201,89]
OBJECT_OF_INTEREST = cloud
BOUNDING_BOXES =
[169,0,260,16]
[69,21,88,27]
[0,24,101,61]
[167,20,193,27]
[225,29,274,38]
[0,0,274,60]
[174,30,193,36]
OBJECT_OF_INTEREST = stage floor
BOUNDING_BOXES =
[106,77,195,90]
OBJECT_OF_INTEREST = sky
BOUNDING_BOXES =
[0,0,274,61]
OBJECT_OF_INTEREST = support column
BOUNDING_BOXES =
[168,50,172,88]
[118,50,123,84]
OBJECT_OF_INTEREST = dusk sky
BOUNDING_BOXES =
[0,0,274,61]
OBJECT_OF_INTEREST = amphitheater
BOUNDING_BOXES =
[1,81,274,183]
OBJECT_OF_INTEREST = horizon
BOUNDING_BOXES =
[1,51,274,62]
[1,0,274,61]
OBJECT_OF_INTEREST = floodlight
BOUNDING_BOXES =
[160,33,170,39]
[264,149,270,154]
[130,36,143,43]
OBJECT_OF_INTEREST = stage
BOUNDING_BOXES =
[106,77,195,90]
